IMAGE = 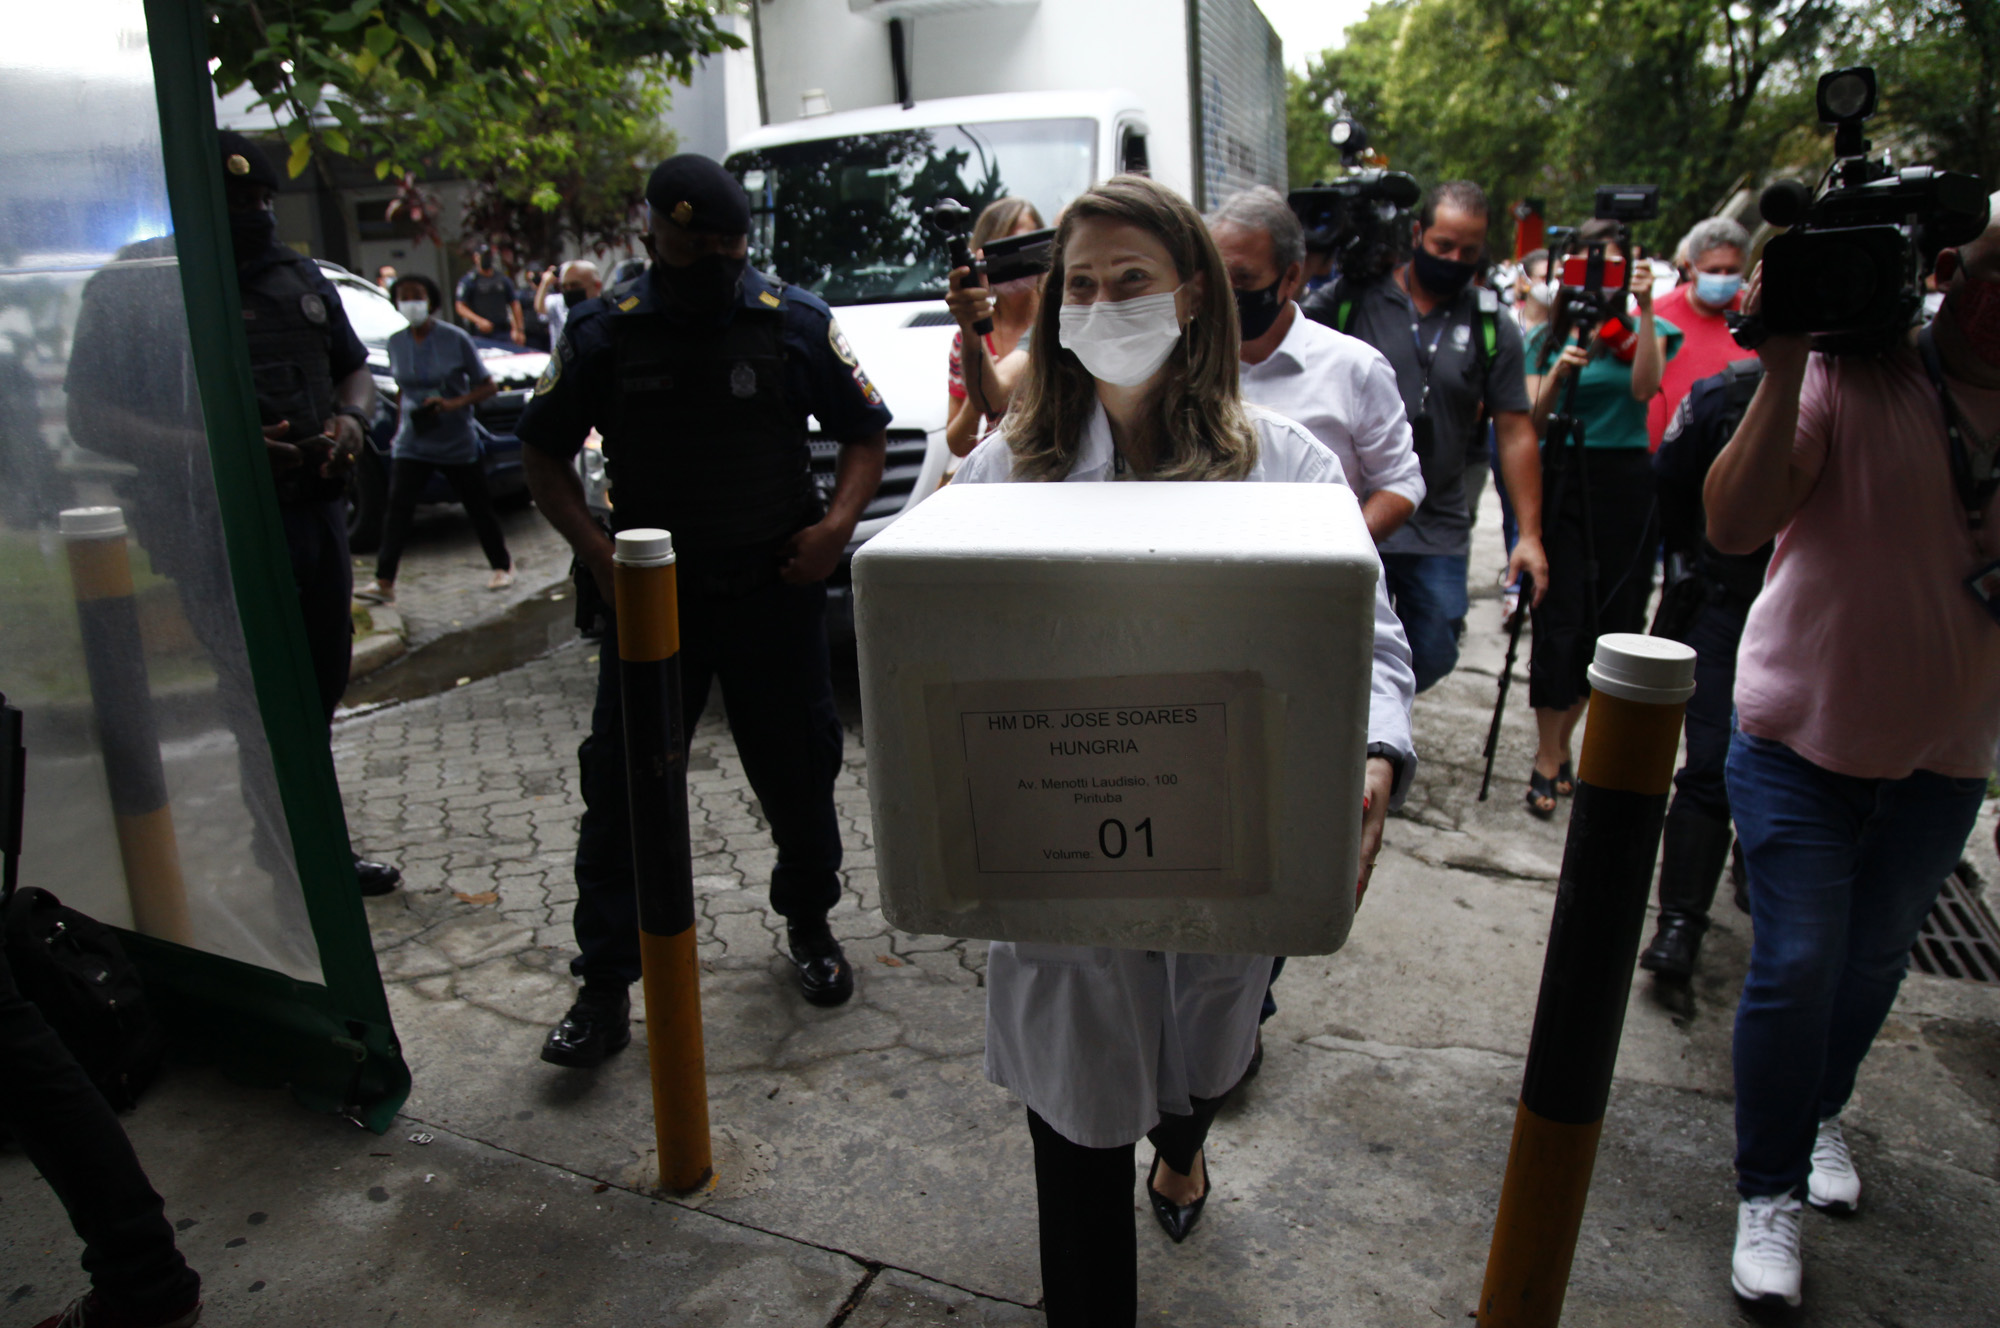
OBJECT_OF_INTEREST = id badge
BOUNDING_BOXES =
[1965,558,2000,626]
[1409,412,1436,461]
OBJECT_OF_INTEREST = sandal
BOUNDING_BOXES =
[1555,762,1575,797]
[1526,769,1558,821]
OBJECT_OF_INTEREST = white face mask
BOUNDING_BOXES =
[397,299,431,327]
[1058,289,1185,387]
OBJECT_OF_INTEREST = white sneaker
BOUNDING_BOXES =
[1807,1114,1861,1214]
[1732,1193,1804,1307]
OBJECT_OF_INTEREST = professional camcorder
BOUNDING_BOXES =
[1735,66,1990,354]
[1540,184,1659,365]
[1288,118,1419,282]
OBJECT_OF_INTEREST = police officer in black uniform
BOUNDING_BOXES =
[520,155,890,1068]
[1639,357,1773,981]
[65,131,400,897]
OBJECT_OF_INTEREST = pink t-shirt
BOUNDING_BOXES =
[1735,349,2000,779]
[1647,283,1744,449]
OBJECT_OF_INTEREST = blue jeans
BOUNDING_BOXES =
[1382,552,1468,693]
[1726,731,1984,1198]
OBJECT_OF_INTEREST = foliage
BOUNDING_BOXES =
[207,1,742,257]
[1287,0,1994,257]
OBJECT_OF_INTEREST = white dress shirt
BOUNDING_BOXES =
[1238,307,1425,513]
[953,401,1418,1148]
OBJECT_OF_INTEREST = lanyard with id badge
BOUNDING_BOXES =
[1406,304,1450,464]
[1920,326,2000,624]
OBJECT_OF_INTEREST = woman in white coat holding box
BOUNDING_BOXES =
[952,175,1417,1327]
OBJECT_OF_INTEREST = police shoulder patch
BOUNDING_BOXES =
[534,349,562,396]
[300,293,327,325]
[827,318,857,367]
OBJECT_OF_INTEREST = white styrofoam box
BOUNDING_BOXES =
[854,481,1379,956]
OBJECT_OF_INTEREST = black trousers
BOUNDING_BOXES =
[280,498,353,728]
[1669,593,1753,824]
[1026,1096,1225,1328]
[1528,446,1659,711]
[570,576,844,986]
[0,946,199,1317]
[375,457,512,585]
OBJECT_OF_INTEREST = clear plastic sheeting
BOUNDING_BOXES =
[0,1,322,982]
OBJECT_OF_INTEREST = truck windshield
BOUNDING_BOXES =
[727,118,1096,305]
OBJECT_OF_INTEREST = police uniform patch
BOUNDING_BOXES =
[300,293,327,325]
[672,200,694,226]
[618,295,641,312]
[828,319,857,367]
[227,155,250,176]
[730,361,757,398]
[851,364,882,406]
[759,291,781,308]
[534,348,562,396]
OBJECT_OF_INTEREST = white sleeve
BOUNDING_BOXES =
[1366,559,1418,806]
[1347,346,1426,511]
[953,434,1011,484]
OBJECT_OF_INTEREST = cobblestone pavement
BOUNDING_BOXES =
[319,492,2000,1326]
[351,501,573,652]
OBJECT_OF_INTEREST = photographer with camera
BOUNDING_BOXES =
[944,198,1046,457]
[1304,181,1547,692]
[1703,191,2000,1308]
[1209,187,1424,541]
[1648,218,1751,448]
[1522,218,1681,818]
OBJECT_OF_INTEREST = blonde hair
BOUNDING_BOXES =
[971,197,1045,251]
[1004,175,1257,482]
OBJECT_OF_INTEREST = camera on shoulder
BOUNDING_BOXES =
[1735,66,1990,354]
[1287,118,1420,284]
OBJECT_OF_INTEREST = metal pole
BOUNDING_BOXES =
[612,527,712,1192]
[1477,634,1695,1327]
[60,506,192,943]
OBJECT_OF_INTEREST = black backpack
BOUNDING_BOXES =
[1,695,163,1111]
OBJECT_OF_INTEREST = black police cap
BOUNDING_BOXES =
[644,155,750,235]
[218,130,283,192]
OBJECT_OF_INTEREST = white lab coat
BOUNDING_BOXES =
[952,401,1418,1147]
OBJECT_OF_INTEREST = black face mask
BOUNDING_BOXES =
[1234,279,1284,341]
[229,207,278,258]
[658,253,746,319]
[1411,242,1478,300]
[561,287,589,308]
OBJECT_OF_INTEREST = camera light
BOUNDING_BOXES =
[1330,120,1355,146]
[1818,67,1875,122]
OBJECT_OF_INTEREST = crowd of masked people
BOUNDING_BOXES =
[14,133,1996,1327]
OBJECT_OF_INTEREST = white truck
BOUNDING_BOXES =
[715,0,1288,630]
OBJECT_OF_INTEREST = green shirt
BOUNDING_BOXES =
[1527,316,1682,449]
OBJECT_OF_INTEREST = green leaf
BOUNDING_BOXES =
[323,128,351,155]
[376,159,393,180]
[287,136,313,179]
[396,12,434,50]
[353,46,379,77]
[363,23,397,57]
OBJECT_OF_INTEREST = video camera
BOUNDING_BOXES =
[1287,118,1420,282]
[1735,66,1990,354]
[925,198,1056,336]
[1537,185,1658,368]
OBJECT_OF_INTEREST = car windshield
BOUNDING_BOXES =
[329,273,409,349]
[727,118,1096,305]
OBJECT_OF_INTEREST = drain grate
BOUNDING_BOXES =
[1911,867,2000,985]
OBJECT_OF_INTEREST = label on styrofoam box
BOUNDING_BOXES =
[925,672,1269,899]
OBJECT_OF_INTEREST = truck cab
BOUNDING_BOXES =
[722,91,1161,634]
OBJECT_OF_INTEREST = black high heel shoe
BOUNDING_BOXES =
[1146,1151,1209,1244]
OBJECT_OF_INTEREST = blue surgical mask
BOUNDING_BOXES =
[1694,271,1742,308]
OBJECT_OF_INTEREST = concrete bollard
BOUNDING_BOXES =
[1477,634,1696,1328]
[612,528,712,1193]
[60,506,192,943]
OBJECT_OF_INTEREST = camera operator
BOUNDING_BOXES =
[1209,187,1424,541]
[1703,195,2000,1310]
[944,198,1045,458]
[1522,219,1680,818]
[1304,181,1547,692]
[1649,218,1750,447]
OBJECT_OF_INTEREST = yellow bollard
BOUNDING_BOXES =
[60,506,191,943]
[612,528,712,1192]
[1478,634,1695,1327]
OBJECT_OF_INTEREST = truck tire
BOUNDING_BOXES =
[346,447,388,554]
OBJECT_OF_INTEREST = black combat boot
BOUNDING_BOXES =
[1640,811,1735,980]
